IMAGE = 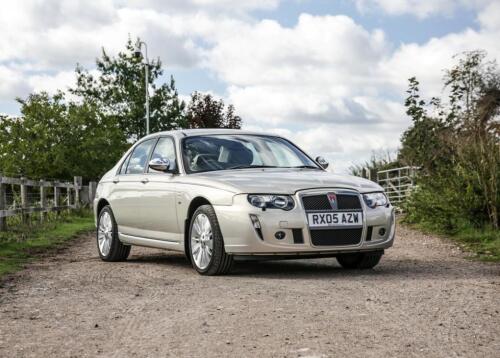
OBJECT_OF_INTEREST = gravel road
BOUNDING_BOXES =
[0,225,499,358]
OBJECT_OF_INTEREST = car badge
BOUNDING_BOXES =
[327,193,337,210]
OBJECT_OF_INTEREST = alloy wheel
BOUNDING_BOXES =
[98,211,113,256]
[190,213,213,270]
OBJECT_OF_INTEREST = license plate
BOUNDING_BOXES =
[307,212,362,228]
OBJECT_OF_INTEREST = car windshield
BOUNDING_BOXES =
[181,134,320,173]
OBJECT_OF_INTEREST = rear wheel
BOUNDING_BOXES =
[188,205,233,275]
[336,251,383,269]
[97,206,131,262]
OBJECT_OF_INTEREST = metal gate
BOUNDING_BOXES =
[376,166,419,206]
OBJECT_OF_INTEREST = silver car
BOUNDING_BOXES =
[94,129,395,275]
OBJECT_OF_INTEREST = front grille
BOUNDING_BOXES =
[337,195,362,210]
[302,194,362,211]
[302,195,331,211]
[310,228,362,246]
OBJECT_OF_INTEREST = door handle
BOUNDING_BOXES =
[112,178,119,184]
[141,178,149,184]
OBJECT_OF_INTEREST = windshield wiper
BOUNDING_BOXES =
[227,165,279,170]
[288,165,322,169]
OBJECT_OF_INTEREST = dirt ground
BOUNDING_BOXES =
[0,226,499,358]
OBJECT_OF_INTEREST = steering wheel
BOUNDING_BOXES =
[191,154,221,171]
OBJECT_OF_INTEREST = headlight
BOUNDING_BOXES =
[248,195,295,210]
[363,192,388,208]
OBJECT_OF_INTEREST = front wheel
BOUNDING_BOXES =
[336,251,383,269]
[188,205,233,275]
[97,206,131,261]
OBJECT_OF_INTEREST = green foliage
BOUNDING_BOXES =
[186,91,242,129]
[349,150,400,179]
[406,220,500,262]
[0,210,94,278]
[0,37,243,182]
[400,77,455,173]
[0,93,127,180]
[401,50,500,232]
[71,38,187,140]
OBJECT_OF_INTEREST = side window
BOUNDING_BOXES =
[119,153,131,175]
[149,137,177,172]
[125,139,156,174]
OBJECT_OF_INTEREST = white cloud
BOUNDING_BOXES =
[0,66,31,100]
[28,71,77,95]
[353,0,493,18]
[208,14,392,131]
[1,0,500,172]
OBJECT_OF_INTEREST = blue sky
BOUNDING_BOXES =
[1,0,499,172]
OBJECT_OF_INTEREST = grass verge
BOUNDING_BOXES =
[403,220,500,262]
[0,210,94,279]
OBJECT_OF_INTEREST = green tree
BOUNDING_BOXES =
[71,37,186,141]
[0,93,126,181]
[349,151,400,180]
[401,51,500,230]
[0,38,245,183]
[186,92,242,129]
[399,77,455,173]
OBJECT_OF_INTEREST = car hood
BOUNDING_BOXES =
[184,169,383,194]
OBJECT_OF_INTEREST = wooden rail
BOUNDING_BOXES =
[0,174,97,231]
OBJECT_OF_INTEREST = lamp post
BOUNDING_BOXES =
[134,39,150,135]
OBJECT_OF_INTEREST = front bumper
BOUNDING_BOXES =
[215,189,395,256]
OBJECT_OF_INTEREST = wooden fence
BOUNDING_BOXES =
[0,174,97,231]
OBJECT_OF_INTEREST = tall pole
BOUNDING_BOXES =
[145,57,149,135]
[135,39,150,136]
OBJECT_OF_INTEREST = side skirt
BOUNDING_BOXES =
[118,233,184,252]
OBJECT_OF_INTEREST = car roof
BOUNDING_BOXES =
[140,128,279,141]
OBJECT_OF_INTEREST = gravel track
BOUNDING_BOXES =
[0,225,499,357]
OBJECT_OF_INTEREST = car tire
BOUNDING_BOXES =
[336,251,383,269]
[97,205,131,262]
[188,205,233,275]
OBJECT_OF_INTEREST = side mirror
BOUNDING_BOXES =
[149,157,171,172]
[315,156,329,169]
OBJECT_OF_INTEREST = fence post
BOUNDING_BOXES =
[89,181,97,204]
[20,177,28,225]
[66,186,71,212]
[40,179,46,223]
[0,173,6,231]
[54,181,60,215]
[74,176,82,209]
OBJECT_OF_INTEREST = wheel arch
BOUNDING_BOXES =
[97,198,110,215]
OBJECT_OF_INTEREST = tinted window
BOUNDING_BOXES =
[125,139,156,174]
[149,137,177,172]
[182,135,319,173]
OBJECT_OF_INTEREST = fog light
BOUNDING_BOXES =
[379,228,386,236]
[249,214,263,240]
[274,231,286,240]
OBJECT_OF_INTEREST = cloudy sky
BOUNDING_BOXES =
[1,0,499,172]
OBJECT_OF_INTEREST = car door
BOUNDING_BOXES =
[138,136,181,242]
[109,138,157,237]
